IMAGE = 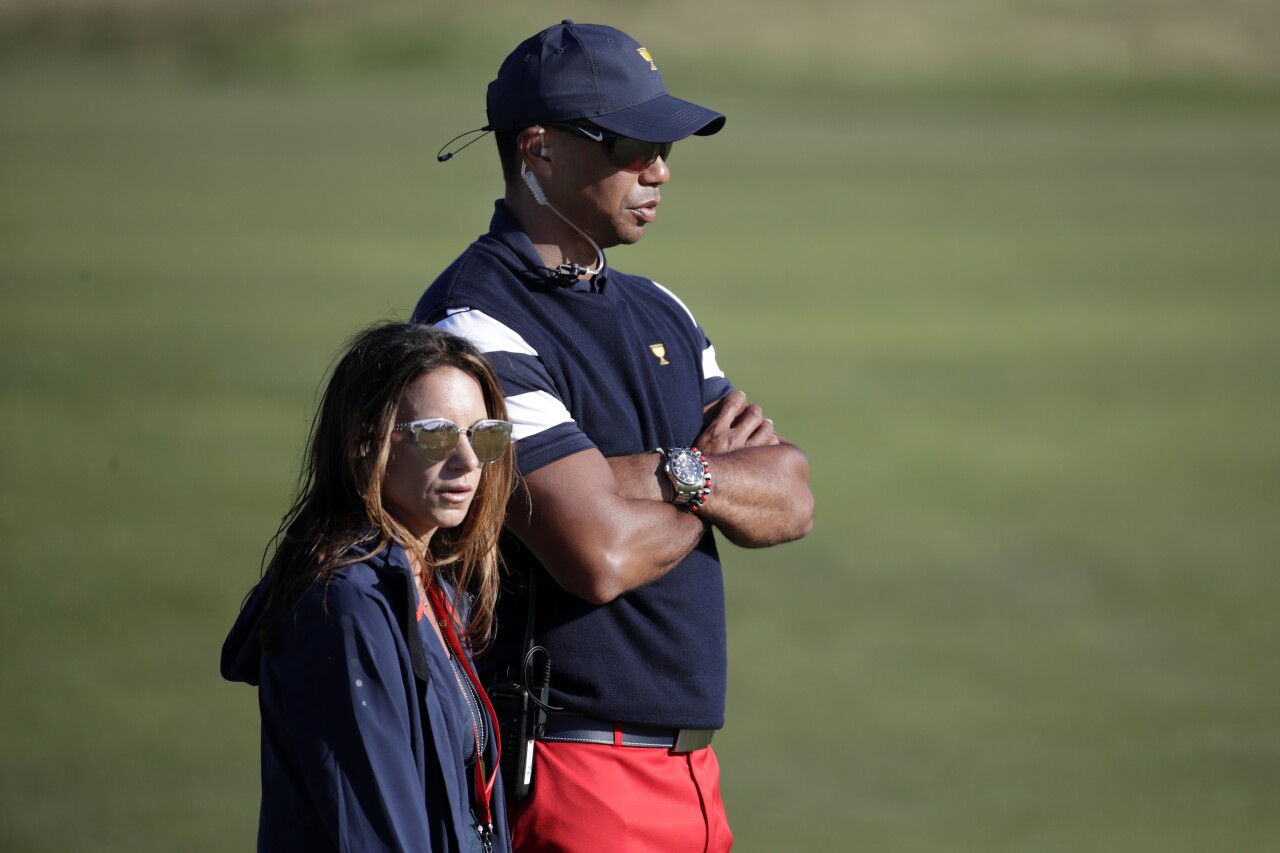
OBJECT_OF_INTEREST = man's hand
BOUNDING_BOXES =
[689,391,814,548]
[697,390,780,453]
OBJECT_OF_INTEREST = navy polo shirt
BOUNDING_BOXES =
[412,201,734,729]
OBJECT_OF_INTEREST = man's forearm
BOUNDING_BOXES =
[513,449,707,605]
[606,451,669,503]
[608,443,814,548]
[697,441,814,547]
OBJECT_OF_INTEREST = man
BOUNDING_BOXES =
[413,21,814,852]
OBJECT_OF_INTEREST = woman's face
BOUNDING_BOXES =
[381,366,489,543]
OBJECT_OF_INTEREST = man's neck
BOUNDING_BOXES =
[505,191,602,276]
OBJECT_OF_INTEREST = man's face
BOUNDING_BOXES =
[541,126,672,249]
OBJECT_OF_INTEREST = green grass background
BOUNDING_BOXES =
[2,2,1279,850]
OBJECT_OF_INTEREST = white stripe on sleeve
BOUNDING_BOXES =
[435,309,575,441]
[702,343,726,381]
[503,390,575,441]
[436,308,537,356]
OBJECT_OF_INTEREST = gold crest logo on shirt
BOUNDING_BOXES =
[636,47,658,70]
[649,343,669,365]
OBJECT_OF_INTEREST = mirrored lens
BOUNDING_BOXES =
[414,421,460,462]
[469,420,513,463]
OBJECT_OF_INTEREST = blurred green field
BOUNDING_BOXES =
[3,3,1280,851]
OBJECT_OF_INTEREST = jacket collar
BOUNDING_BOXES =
[351,536,435,685]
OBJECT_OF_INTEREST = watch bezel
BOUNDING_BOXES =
[664,447,706,506]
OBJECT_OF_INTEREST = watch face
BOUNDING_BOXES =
[670,451,702,486]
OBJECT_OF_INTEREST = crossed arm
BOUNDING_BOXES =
[504,391,815,605]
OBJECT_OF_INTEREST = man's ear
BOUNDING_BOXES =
[518,126,550,175]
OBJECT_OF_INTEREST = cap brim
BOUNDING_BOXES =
[588,93,725,143]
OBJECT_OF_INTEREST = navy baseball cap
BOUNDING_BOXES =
[485,21,726,143]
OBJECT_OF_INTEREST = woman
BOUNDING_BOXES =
[221,322,516,852]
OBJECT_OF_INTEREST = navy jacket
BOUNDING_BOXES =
[221,541,510,853]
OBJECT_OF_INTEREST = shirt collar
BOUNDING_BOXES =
[488,200,610,294]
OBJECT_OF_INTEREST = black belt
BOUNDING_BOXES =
[539,713,716,753]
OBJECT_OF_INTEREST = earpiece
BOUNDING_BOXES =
[519,128,550,206]
[521,162,549,206]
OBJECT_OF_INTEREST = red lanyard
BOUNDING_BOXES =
[426,583,501,840]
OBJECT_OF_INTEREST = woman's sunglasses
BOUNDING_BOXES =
[549,124,673,173]
[393,418,513,464]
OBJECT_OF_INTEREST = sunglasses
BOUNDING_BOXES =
[393,418,513,464]
[550,124,673,173]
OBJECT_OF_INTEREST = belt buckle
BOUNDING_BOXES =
[671,728,714,753]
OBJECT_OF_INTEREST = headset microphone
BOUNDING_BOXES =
[553,262,594,280]
[435,127,492,163]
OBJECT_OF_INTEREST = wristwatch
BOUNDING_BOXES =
[661,447,710,509]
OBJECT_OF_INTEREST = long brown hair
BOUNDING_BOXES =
[257,321,516,649]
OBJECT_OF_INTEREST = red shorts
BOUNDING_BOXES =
[508,736,733,852]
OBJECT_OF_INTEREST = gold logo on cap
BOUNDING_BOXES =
[649,343,669,365]
[636,47,658,70]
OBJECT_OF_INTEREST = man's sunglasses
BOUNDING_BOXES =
[393,418,513,464]
[549,124,673,173]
